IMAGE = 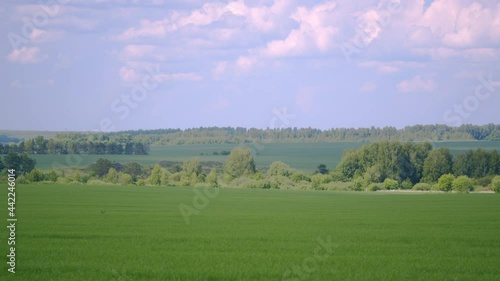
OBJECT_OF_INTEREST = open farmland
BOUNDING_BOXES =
[1,184,499,281]
[30,141,500,172]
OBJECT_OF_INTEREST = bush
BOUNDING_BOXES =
[119,173,134,185]
[492,176,500,193]
[452,176,474,193]
[437,174,455,191]
[136,179,146,186]
[412,183,432,191]
[268,161,294,177]
[383,178,399,190]
[322,181,351,191]
[352,177,364,191]
[45,170,58,182]
[400,179,413,190]
[368,183,383,192]
[28,169,44,182]
[291,171,310,182]
[474,175,493,187]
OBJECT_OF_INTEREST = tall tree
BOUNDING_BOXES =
[93,158,112,177]
[224,147,256,179]
[422,148,453,182]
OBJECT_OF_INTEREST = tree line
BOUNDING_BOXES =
[119,124,500,144]
[0,135,149,155]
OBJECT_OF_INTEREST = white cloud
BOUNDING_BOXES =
[7,47,48,64]
[116,0,291,40]
[397,75,435,93]
[262,1,338,57]
[119,66,141,82]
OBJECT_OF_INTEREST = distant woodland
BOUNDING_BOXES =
[0,124,499,155]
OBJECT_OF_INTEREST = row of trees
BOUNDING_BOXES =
[337,141,500,185]
[122,124,500,144]
[0,136,149,155]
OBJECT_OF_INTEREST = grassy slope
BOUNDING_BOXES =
[1,184,499,281]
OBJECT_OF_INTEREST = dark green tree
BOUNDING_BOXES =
[123,162,142,180]
[422,148,453,182]
[3,153,21,172]
[93,158,112,177]
[316,164,329,175]
[21,153,36,174]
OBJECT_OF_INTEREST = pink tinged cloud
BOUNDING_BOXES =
[7,47,48,64]
[397,75,435,93]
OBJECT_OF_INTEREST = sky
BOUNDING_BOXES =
[1,0,500,132]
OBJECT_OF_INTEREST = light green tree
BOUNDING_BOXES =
[119,173,134,185]
[268,161,294,177]
[149,164,162,186]
[452,175,473,193]
[437,174,455,191]
[206,167,218,188]
[73,171,81,182]
[224,147,256,179]
[161,170,170,186]
[105,168,118,184]
[491,175,500,193]
[383,178,399,190]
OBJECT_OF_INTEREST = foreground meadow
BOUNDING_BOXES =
[1,184,499,280]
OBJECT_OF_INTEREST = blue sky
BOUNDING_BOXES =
[1,0,499,132]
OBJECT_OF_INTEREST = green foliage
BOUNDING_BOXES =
[400,178,413,190]
[224,147,255,178]
[161,170,170,186]
[123,162,142,180]
[315,164,329,175]
[119,173,134,185]
[412,183,432,191]
[423,148,453,182]
[46,170,58,182]
[336,141,432,184]
[182,159,202,177]
[268,161,294,177]
[291,171,310,182]
[437,174,455,191]
[367,183,383,192]
[105,168,119,184]
[73,171,82,183]
[452,176,474,193]
[27,169,44,182]
[491,176,500,193]
[149,164,162,186]
[383,178,399,190]
[3,152,36,175]
[93,158,112,177]
[206,167,218,188]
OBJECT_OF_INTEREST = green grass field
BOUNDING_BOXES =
[30,141,500,172]
[1,184,499,280]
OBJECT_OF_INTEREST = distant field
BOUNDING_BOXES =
[1,184,499,281]
[29,141,500,172]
